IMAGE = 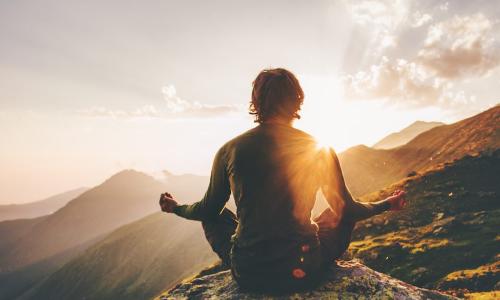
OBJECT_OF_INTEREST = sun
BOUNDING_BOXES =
[294,75,347,151]
[315,133,336,150]
[294,74,399,153]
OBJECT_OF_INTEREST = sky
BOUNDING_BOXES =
[1,0,499,204]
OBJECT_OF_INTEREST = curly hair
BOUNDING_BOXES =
[249,68,304,123]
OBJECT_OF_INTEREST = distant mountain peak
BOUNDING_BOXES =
[410,120,444,126]
[104,169,155,184]
[162,170,174,177]
[373,120,445,150]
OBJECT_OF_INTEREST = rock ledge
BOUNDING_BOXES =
[157,260,457,299]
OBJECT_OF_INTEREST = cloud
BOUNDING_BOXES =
[161,85,240,117]
[79,84,242,120]
[347,0,409,29]
[78,105,160,119]
[343,13,499,110]
[343,56,478,108]
[345,0,411,52]
[417,14,500,79]
[344,56,439,106]
[439,2,449,12]
[411,11,432,28]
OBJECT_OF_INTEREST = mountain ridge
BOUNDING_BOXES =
[373,120,445,150]
[348,150,500,298]
[1,106,498,300]
[0,187,88,222]
[0,169,209,300]
[340,105,500,197]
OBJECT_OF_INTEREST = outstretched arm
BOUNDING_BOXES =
[322,148,405,222]
[160,147,231,221]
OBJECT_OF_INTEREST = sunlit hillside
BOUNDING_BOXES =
[23,213,216,300]
[373,121,445,150]
[340,105,500,197]
[0,106,497,300]
[347,150,500,298]
[0,171,209,300]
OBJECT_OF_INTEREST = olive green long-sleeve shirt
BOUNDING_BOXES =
[174,123,390,247]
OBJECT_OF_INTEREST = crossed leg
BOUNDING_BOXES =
[313,208,356,264]
[201,207,355,267]
[201,208,238,266]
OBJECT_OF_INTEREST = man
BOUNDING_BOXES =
[159,68,406,292]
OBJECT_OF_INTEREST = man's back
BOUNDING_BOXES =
[226,123,325,249]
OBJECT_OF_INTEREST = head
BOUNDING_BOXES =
[249,68,304,124]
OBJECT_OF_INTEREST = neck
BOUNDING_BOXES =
[263,118,293,126]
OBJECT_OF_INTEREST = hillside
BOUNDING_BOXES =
[346,151,499,298]
[158,260,455,300]
[0,170,165,273]
[25,213,217,300]
[1,106,497,300]
[340,105,500,196]
[373,121,444,150]
[0,170,209,300]
[0,187,88,222]
[22,154,499,300]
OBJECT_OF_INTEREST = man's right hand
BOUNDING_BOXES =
[159,192,178,213]
[386,189,406,211]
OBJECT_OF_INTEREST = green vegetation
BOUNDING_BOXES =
[347,151,500,298]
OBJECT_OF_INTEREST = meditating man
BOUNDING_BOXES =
[159,68,406,292]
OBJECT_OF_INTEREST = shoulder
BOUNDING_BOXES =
[290,126,316,141]
[223,126,260,146]
[216,126,259,155]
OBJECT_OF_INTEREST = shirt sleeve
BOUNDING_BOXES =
[322,148,390,222]
[173,146,231,221]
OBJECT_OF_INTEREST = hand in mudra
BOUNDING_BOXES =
[387,189,406,211]
[159,192,178,213]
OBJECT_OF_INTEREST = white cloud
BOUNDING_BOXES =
[439,2,449,12]
[345,0,410,52]
[343,56,477,109]
[347,0,408,28]
[161,84,240,117]
[411,11,433,28]
[79,84,242,120]
[344,56,440,106]
[418,14,500,79]
[78,105,159,119]
[342,13,500,111]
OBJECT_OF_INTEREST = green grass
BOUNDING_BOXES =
[347,151,500,297]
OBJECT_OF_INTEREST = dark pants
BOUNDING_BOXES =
[201,208,355,291]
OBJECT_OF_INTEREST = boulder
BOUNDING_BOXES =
[157,260,457,299]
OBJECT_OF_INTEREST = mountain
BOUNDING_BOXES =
[347,150,499,298]
[2,106,498,299]
[373,121,445,150]
[0,170,165,273]
[0,170,209,300]
[0,187,88,222]
[25,213,217,300]
[340,105,500,197]
[157,260,455,300]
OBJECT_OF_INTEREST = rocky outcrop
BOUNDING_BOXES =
[157,260,457,299]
